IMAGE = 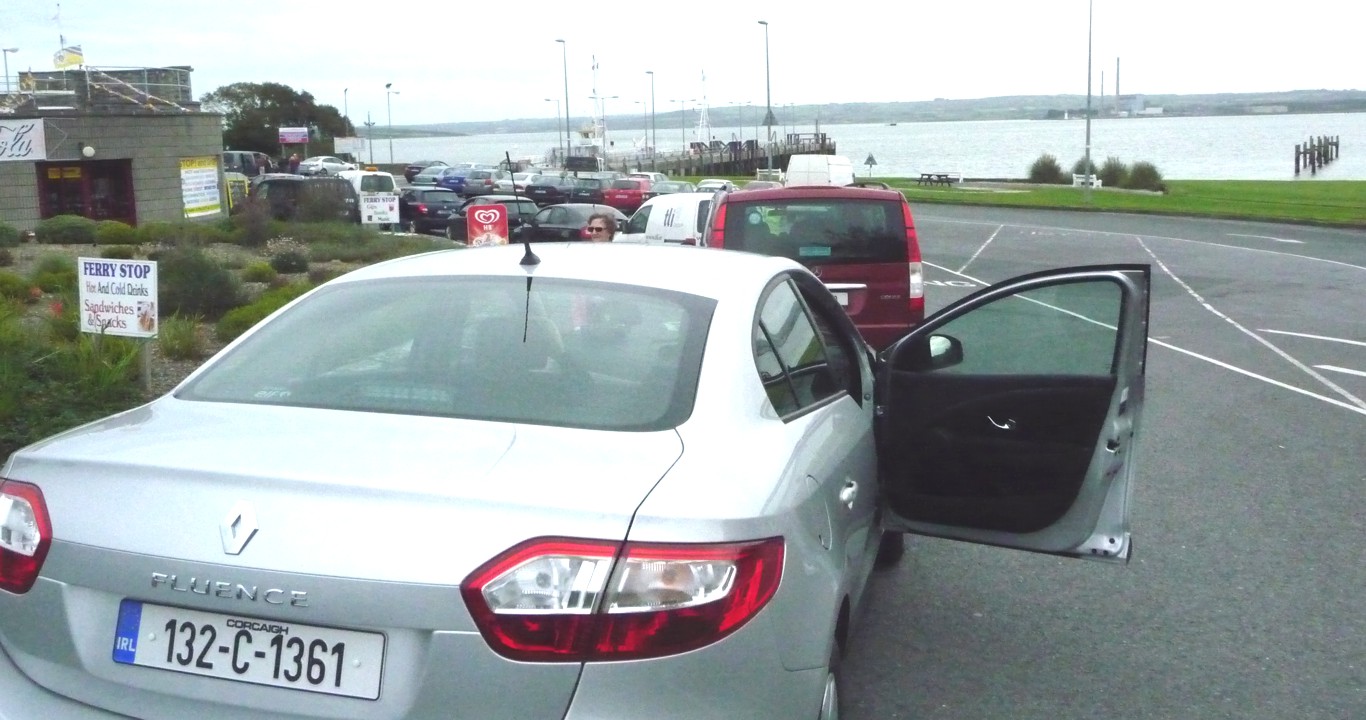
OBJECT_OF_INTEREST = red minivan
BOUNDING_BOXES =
[702,186,924,349]
[603,178,652,213]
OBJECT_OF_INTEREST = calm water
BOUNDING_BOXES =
[380,112,1365,181]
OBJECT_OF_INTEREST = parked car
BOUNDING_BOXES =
[644,180,697,200]
[701,185,924,350]
[434,166,476,193]
[404,160,448,182]
[696,178,737,192]
[743,180,784,190]
[568,177,608,204]
[515,203,627,242]
[524,174,576,206]
[399,186,464,234]
[249,175,359,223]
[493,171,538,193]
[410,165,448,186]
[628,171,669,184]
[617,192,715,245]
[0,241,1150,719]
[602,178,652,213]
[222,150,273,177]
[444,195,542,242]
[297,156,358,177]
[460,169,503,198]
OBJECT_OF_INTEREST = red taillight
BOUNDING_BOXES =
[0,480,52,595]
[708,203,728,247]
[578,226,593,240]
[903,201,925,316]
[415,203,428,215]
[462,536,785,662]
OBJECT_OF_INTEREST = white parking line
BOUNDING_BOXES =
[1227,233,1305,244]
[958,224,1003,275]
[1259,329,1366,348]
[1316,365,1366,378]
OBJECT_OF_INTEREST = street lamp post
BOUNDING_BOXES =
[1083,0,1094,204]
[545,98,562,163]
[385,83,399,164]
[556,39,571,165]
[758,20,774,171]
[364,112,375,165]
[2,48,17,95]
[343,88,349,132]
[645,70,656,156]
[672,99,694,153]
[590,94,618,164]
[634,100,647,149]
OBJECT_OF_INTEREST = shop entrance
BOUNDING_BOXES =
[36,160,137,225]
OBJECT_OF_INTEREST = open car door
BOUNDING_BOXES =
[877,265,1150,562]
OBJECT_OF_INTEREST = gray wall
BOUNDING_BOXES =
[0,112,224,231]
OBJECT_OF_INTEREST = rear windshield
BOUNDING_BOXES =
[722,199,906,263]
[177,277,715,431]
[420,190,458,202]
[359,175,395,192]
[612,180,642,190]
[575,178,602,188]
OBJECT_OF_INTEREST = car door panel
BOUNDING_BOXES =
[878,264,1149,561]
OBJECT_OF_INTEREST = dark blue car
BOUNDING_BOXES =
[433,166,474,193]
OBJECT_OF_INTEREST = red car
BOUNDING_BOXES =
[602,178,652,213]
[701,185,924,350]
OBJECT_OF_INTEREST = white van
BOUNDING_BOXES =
[784,154,854,187]
[337,170,400,226]
[616,192,716,245]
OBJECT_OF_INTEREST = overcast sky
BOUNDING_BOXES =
[5,0,1361,126]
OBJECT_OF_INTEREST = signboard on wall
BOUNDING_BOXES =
[0,119,47,162]
[179,156,221,218]
[77,257,159,338]
[278,127,309,144]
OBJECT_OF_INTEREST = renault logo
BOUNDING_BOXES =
[220,501,259,555]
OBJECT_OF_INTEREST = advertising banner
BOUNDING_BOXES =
[0,119,47,162]
[360,193,399,225]
[278,127,309,144]
[77,257,159,338]
[179,156,221,218]
[467,205,509,246]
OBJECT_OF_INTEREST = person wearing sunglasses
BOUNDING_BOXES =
[584,212,617,242]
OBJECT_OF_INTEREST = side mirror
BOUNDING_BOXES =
[893,333,964,372]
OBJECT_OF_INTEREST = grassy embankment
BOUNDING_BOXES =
[682,177,1366,228]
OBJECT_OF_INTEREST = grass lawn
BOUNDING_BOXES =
[682,176,1366,228]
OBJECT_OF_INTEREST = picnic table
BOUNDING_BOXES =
[917,172,958,186]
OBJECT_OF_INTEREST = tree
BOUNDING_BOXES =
[200,82,354,156]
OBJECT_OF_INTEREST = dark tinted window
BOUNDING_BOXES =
[420,190,459,202]
[724,199,906,264]
[179,277,716,431]
[359,175,395,192]
[753,279,843,416]
[575,178,603,188]
[612,180,642,190]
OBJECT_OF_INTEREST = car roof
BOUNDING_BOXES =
[338,242,798,302]
[724,185,906,201]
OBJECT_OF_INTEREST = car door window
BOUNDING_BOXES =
[625,205,651,234]
[534,207,557,225]
[753,279,843,417]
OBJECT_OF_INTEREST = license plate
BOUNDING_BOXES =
[833,292,849,307]
[113,600,385,699]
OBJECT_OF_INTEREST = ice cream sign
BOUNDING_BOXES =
[467,205,509,246]
[77,257,159,337]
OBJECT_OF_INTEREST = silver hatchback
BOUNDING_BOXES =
[0,244,1150,719]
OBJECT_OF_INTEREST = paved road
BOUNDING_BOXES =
[843,206,1366,719]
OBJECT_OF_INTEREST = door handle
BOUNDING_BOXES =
[838,480,858,509]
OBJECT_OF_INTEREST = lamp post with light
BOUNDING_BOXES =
[384,83,399,164]
[758,20,775,171]
[645,70,656,156]
[1083,0,1094,204]
[672,98,694,153]
[545,98,562,163]
[2,48,17,95]
[556,39,571,164]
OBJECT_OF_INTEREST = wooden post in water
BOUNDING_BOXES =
[1295,143,1301,175]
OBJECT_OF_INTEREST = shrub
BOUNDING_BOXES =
[94,220,138,246]
[157,246,243,320]
[296,191,349,224]
[307,264,349,285]
[43,289,80,342]
[0,271,32,301]
[0,249,12,268]
[231,198,276,247]
[1099,156,1130,189]
[1027,154,1066,184]
[0,222,20,248]
[215,282,313,343]
[136,221,182,247]
[28,254,77,293]
[99,245,138,260]
[35,215,97,244]
[157,315,205,360]
[270,249,310,274]
[241,260,278,283]
[1125,161,1166,192]
[1071,157,1098,177]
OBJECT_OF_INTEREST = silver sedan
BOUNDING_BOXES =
[0,244,1150,719]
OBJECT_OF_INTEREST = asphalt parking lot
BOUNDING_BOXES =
[842,206,1365,720]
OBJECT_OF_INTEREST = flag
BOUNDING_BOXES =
[54,44,83,69]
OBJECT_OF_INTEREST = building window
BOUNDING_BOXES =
[36,160,137,225]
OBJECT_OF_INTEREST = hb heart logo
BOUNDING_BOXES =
[472,209,502,225]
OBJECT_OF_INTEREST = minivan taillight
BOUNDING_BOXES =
[0,480,52,595]
[903,201,925,318]
[462,536,785,662]
[708,203,728,247]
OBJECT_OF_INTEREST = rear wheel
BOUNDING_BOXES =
[820,643,843,720]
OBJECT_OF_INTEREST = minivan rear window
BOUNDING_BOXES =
[359,175,396,192]
[722,199,906,263]
[612,180,642,190]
